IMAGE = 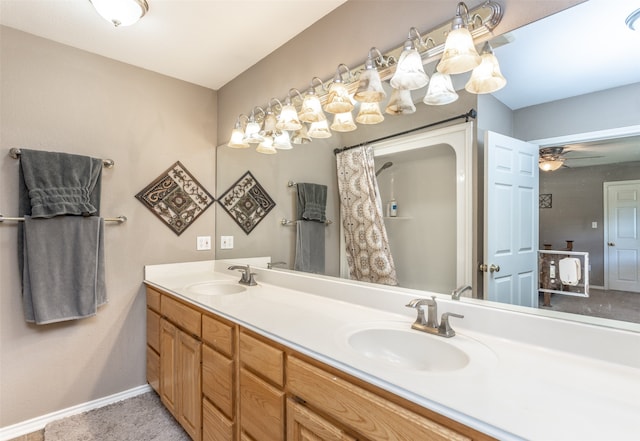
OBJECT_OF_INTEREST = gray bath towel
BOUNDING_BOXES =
[296,183,327,222]
[22,216,106,324]
[294,221,325,274]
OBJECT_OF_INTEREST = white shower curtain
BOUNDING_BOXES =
[336,145,398,286]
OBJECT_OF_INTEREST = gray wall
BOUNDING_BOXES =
[540,162,640,286]
[0,27,217,427]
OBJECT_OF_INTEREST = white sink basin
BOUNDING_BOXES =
[341,322,497,373]
[184,281,247,295]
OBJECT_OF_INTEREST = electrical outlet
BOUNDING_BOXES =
[196,236,211,250]
[221,236,234,250]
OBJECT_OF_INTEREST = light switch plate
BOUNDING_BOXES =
[196,236,211,250]
[221,236,234,249]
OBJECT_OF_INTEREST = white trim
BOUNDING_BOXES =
[0,384,152,441]
[528,124,640,146]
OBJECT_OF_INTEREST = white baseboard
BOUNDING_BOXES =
[0,384,152,441]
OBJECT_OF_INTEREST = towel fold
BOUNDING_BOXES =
[22,216,106,324]
[294,221,325,274]
[296,183,327,222]
[559,257,581,286]
[19,149,102,218]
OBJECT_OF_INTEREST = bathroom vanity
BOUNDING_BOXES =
[144,260,640,441]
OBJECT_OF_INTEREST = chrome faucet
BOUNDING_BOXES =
[451,285,472,300]
[406,296,464,338]
[228,265,257,286]
[267,261,287,269]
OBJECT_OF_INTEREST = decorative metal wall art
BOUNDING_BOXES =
[136,161,214,235]
[219,171,275,234]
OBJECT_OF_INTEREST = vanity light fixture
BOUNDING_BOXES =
[356,102,385,124]
[423,70,459,105]
[354,48,388,103]
[243,107,265,144]
[330,111,357,132]
[261,99,281,135]
[465,42,507,94]
[276,90,303,131]
[291,124,312,144]
[308,119,332,138]
[390,28,430,91]
[438,2,482,75]
[89,0,149,27]
[299,78,327,123]
[256,135,277,154]
[273,130,293,150]
[324,64,355,114]
[626,8,640,31]
[227,114,250,148]
[385,88,416,115]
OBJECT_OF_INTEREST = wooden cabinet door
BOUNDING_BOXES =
[287,399,356,441]
[160,318,177,416]
[239,368,284,441]
[178,329,202,441]
[203,397,235,441]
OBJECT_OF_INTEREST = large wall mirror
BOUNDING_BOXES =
[216,0,640,330]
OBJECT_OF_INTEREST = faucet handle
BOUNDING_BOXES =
[438,312,464,338]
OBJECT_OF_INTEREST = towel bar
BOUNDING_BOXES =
[9,148,115,168]
[0,214,127,223]
[281,218,332,226]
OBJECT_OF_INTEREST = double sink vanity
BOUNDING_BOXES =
[144,259,640,441]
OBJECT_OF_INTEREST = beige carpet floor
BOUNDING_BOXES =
[45,391,190,441]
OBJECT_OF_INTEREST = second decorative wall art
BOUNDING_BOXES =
[219,171,275,234]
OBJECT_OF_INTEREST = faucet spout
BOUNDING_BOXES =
[451,285,472,300]
[228,265,257,286]
[406,296,438,330]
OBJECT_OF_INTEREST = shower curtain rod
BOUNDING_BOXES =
[333,108,477,155]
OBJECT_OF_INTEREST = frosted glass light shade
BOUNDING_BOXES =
[228,128,250,148]
[354,68,386,103]
[299,93,326,123]
[324,82,354,114]
[308,120,332,138]
[539,159,564,172]
[89,0,148,27]
[330,112,357,132]
[423,72,459,105]
[276,104,302,131]
[273,131,293,150]
[465,49,507,94]
[243,121,263,144]
[390,48,429,91]
[291,124,312,144]
[356,102,385,124]
[385,89,416,115]
[256,136,277,154]
[262,111,278,134]
[437,27,481,75]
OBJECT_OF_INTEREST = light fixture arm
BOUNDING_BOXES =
[288,88,304,103]
[332,64,352,84]
[453,2,471,29]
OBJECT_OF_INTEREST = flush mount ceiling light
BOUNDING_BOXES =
[539,147,565,171]
[626,8,640,31]
[89,0,149,27]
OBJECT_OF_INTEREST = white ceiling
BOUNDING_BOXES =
[0,0,347,90]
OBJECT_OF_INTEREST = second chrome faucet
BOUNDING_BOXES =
[406,296,464,338]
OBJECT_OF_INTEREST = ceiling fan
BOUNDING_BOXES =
[538,146,603,171]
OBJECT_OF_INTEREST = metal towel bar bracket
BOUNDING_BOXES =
[0,214,127,223]
[9,148,115,168]
[281,218,332,226]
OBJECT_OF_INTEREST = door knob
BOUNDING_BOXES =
[479,263,487,272]
[489,264,500,273]
[479,263,500,273]
[608,242,616,246]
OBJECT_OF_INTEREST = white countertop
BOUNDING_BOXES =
[144,259,640,441]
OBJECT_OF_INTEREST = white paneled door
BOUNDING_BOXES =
[484,131,539,307]
[605,180,640,293]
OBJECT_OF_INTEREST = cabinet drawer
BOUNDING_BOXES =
[203,344,234,419]
[203,314,235,357]
[147,308,161,352]
[161,295,201,337]
[287,357,470,441]
[239,331,284,387]
[287,398,356,441]
[240,368,284,441]
[203,397,234,441]
[146,287,161,312]
[146,346,160,393]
